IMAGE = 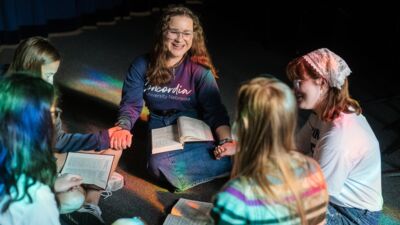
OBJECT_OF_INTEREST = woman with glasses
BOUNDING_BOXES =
[0,73,84,225]
[110,6,234,191]
[286,48,383,224]
[211,76,328,225]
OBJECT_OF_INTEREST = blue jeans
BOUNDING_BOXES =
[327,203,381,225]
[147,111,232,191]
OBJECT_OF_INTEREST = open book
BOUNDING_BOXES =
[151,116,214,154]
[163,198,214,225]
[60,152,114,190]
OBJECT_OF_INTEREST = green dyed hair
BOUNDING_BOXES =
[0,72,57,212]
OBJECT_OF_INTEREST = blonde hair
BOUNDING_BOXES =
[147,6,217,86]
[7,36,61,77]
[233,76,308,224]
[286,56,361,122]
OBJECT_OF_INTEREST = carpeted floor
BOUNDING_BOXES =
[1,2,399,225]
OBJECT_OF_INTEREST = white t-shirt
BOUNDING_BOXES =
[297,112,383,211]
[0,175,60,225]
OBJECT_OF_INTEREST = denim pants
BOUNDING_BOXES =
[326,203,381,225]
[147,111,232,191]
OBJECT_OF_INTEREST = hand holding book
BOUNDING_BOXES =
[54,173,83,193]
[60,152,114,190]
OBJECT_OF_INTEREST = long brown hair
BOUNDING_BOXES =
[233,76,309,224]
[7,36,61,77]
[286,56,361,122]
[147,6,217,86]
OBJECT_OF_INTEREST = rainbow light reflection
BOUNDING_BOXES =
[63,67,149,120]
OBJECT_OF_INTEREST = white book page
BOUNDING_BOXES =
[151,125,183,154]
[163,214,209,225]
[170,198,213,222]
[177,116,214,143]
[60,152,114,189]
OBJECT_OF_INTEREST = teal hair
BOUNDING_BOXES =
[0,72,57,212]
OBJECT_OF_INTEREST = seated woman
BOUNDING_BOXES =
[0,73,83,225]
[286,48,383,224]
[6,36,124,222]
[212,76,329,224]
[110,6,235,191]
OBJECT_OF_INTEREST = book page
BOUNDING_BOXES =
[151,125,183,154]
[163,214,210,225]
[177,116,214,143]
[60,152,114,190]
[170,198,213,223]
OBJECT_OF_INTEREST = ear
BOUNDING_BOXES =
[318,78,329,93]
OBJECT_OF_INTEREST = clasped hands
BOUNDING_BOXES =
[108,126,237,156]
[214,141,237,160]
[108,126,133,150]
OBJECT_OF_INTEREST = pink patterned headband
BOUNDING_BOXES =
[303,48,352,90]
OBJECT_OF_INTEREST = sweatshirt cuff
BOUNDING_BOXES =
[97,130,110,151]
[116,118,131,131]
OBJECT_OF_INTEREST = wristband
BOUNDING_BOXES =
[218,138,233,146]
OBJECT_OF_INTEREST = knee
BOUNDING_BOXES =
[148,156,163,178]
[57,189,85,214]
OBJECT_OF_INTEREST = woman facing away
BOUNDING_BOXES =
[0,73,83,225]
[5,36,124,223]
[286,48,383,224]
[110,6,235,191]
[211,76,329,225]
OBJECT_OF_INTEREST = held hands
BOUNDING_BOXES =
[109,126,133,150]
[54,173,83,193]
[214,141,237,160]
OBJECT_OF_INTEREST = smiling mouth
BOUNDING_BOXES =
[295,93,303,101]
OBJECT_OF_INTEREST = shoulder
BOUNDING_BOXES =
[1,176,59,225]
[328,112,377,145]
[215,177,253,205]
[291,151,318,167]
[16,175,55,204]
[186,58,213,79]
[25,179,59,223]
[129,54,150,72]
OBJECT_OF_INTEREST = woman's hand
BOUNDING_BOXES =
[110,128,133,150]
[54,173,83,193]
[214,141,237,160]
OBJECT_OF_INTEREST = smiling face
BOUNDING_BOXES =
[41,60,60,85]
[165,15,194,64]
[293,76,325,111]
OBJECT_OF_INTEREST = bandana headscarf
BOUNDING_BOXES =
[303,48,351,90]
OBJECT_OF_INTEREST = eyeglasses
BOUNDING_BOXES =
[50,108,62,118]
[166,29,193,40]
[293,79,301,89]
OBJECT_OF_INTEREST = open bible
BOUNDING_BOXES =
[163,198,214,225]
[151,116,214,154]
[60,152,114,190]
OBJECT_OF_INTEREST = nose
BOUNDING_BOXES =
[175,32,184,40]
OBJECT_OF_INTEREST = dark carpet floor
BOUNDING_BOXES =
[1,2,399,224]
